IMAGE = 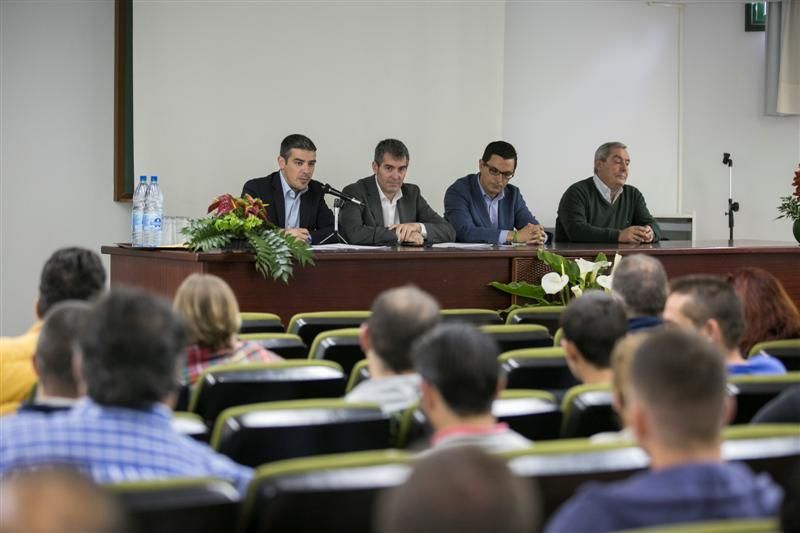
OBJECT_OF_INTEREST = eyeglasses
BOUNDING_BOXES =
[483,163,514,179]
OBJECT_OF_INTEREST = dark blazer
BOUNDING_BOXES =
[242,171,335,244]
[339,176,455,246]
[444,174,540,243]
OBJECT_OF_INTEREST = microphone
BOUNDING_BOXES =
[322,183,364,206]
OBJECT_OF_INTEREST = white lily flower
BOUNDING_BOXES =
[574,258,596,281]
[571,285,583,298]
[610,253,624,276]
[542,272,569,294]
[596,274,613,290]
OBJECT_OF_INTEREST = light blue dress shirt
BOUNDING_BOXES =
[478,180,508,244]
[279,172,308,229]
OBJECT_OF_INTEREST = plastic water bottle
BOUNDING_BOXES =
[131,175,148,247]
[143,175,164,247]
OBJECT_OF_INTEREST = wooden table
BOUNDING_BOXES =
[102,240,800,324]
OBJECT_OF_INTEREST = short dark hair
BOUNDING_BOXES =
[34,301,93,397]
[561,291,628,369]
[368,286,440,373]
[612,254,668,317]
[376,446,539,533]
[37,247,105,318]
[481,140,518,170]
[631,328,728,448]
[412,324,500,416]
[80,287,189,408]
[669,275,744,350]
[279,134,316,161]
[374,139,409,166]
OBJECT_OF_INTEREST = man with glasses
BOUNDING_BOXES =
[444,141,546,244]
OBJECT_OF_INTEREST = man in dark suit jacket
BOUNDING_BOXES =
[339,139,455,246]
[444,141,545,244]
[241,134,334,244]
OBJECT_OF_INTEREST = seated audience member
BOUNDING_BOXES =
[16,301,92,415]
[752,386,800,424]
[173,273,282,385]
[0,468,128,533]
[728,267,800,355]
[0,247,105,416]
[555,141,660,243]
[561,290,629,385]
[241,133,334,244]
[345,285,440,413]
[443,140,546,245]
[376,446,539,533]
[664,275,787,375]
[546,329,783,533]
[0,287,253,493]
[339,139,455,245]
[611,254,668,331]
[412,323,532,453]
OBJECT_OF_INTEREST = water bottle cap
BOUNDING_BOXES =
[139,175,147,182]
[150,175,158,182]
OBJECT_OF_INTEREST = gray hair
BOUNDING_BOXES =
[611,254,668,317]
[594,141,627,163]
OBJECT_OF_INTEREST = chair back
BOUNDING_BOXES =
[109,477,240,533]
[728,372,800,424]
[440,308,503,325]
[239,312,284,334]
[748,338,800,371]
[505,305,565,335]
[172,411,209,442]
[560,383,620,438]
[211,399,392,467]
[238,333,307,359]
[493,389,562,440]
[308,327,365,377]
[723,423,800,492]
[190,361,347,426]
[499,347,579,394]
[287,311,370,347]
[347,359,371,393]
[241,450,412,533]
[479,324,552,352]
[613,518,779,533]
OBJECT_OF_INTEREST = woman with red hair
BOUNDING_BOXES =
[728,267,800,355]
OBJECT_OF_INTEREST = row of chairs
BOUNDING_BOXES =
[111,424,800,533]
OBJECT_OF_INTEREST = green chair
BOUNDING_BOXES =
[172,411,209,442]
[239,312,284,334]
[617,518,779,533]
[505,305,565,335]
[240,450,413,533]
[346,359,371,393]
[560,383,619,439]
[238,332,307,359]
[728,372,800,424]
[287,310,370,347]
[479,324,552,352]
[440,308,503,325]
[307,327,364,377]
[722,424,800,492]
[190,360,347,426]
[553,327,564,347]
[749,338,800,371]
[211,399,393,467]
[499,347,579,393]
[108,477,240,533]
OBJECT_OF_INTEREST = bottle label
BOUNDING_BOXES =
[153,217,162,230]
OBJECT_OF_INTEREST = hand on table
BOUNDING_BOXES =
[284,228,311,242]
[618,225,653,244]
[390,223,422,243]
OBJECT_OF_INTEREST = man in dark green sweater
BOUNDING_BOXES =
[555,142,660,243]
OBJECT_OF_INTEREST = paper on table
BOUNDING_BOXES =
[311,243,393,251]
[431,242,495,249]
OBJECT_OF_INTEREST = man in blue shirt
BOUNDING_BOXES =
[0,287,253,494]
[444,141,545,245]
[663,275,787,375]
[546,329,783,532]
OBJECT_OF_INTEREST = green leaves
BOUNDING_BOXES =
[488,281,550,305]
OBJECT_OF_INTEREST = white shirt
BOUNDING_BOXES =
[592,174,620,205]
[375,176,428,239]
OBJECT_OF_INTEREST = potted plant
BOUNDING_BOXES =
[182,193,314,282]
[776,164,800,243]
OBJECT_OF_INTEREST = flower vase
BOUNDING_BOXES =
[794,219,800,244]
[224,237,252,251]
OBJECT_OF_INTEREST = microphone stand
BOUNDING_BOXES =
[319,198,349,244]
[722,152,739,246]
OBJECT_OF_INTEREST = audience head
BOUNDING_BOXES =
[173,273,240,351]
[627,328,729,455]
[36,247,105,319]
[81,287,188,408]
[412,323,500,420]
[0,468,128,533]
[33,301,93,399]
[376,446,539,533]
[728,267,800,354]
[478,141,517,198]
[277,134,317,193]
[363,285,440,376]
[560,291,628,381]
[611,254,668,317]
[593,141,629,191]
[373,139,410,198]
[664,275,744,353]
[609,332,650,424]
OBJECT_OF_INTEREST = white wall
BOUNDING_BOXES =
[0,0,125,336]
[133,1,506,219]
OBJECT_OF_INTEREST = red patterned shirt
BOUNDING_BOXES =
[182,340,283,385]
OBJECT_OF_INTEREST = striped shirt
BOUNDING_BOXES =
[182,340,283,385]
[0,398,253,494]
